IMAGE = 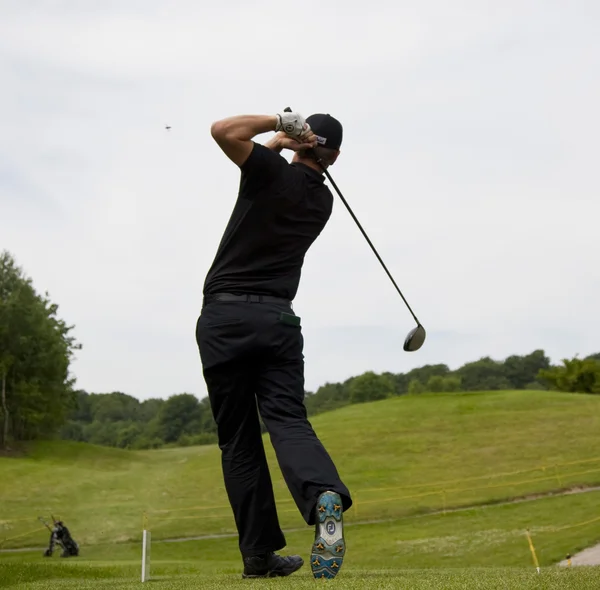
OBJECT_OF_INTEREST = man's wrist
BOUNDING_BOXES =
[254,115,279,136]
[264,133,283,153]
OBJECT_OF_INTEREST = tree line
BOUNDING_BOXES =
[2,249,600,451]
[61,390,218,450]
[57,349,600,450]
[303,351,600,416]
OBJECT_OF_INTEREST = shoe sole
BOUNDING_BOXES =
[311,491,345,579]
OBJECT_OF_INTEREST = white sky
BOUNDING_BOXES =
[1,0,599,401]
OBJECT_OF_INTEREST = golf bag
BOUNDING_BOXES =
[41,517,79,558]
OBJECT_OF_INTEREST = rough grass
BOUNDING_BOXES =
[1,390,600,550]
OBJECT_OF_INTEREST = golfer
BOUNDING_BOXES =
[195,109,352,579]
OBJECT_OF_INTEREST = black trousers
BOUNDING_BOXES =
[195,298,352,557]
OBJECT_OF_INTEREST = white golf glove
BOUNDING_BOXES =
[275,110,310,139]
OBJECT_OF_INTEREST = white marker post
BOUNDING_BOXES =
[141,529,151,582]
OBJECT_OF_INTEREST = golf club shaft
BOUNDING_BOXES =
[283,106,421,326]
[319,165,421,326]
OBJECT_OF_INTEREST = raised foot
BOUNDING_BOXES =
[311,491,346,579]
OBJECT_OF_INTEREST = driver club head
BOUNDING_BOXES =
[403,324,426,352]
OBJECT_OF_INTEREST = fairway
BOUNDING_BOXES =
[2,490,600,588]
[2,390,600,588]
[2,390,600,550]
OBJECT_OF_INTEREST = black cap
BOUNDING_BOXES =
[306,113,343,151]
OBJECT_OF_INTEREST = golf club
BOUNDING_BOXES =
[283,107,426,352]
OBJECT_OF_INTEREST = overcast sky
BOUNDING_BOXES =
[1,1,598,401]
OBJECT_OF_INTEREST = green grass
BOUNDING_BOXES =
[1,567,599,590]
[1,390,600,588]
[1,390,600,551]
[1,490,600,588]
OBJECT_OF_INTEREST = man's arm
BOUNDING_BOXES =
[211,115,278,167]
[210,111,316,167]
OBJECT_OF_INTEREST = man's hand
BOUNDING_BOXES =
[279,131,318,151]
[275,110,313,141]
[265,131,317,154]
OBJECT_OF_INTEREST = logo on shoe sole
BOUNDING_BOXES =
[326,521,336,535]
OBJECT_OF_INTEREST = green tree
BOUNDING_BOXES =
[83,420,121,446]
[395,364,450,394]
[158,393,202,443]
[349,371,395,404]
[0,251,81,448]
[537,357,600,394]
[116,422,143,448]
[139,398,165,422]
[456,357,511,391]
[60,420,85,441]
[304,382,351,415]
[70,390,93,422]
[503,350,550,389]
[93,392,140,422]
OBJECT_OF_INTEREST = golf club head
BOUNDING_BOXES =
[404,324,426,352]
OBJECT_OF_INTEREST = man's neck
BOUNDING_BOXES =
[292,154,324,174]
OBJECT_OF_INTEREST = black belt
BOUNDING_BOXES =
[203,292,292,307]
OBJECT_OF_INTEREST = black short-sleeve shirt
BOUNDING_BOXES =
[202,142,334,301]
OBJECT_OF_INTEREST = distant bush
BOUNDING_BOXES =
[524,381,545,390]
[408,379,425,394]
[426,375,462,393]
[349,371,395,403]
[538,357,600,394]
[131,436,164,450]
[177,433,218,447]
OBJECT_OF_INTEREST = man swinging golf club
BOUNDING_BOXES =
[196,108,352,579]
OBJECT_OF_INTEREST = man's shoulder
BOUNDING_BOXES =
[241,141,289,175]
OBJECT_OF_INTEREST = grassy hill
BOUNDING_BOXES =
[1,390,599,554]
